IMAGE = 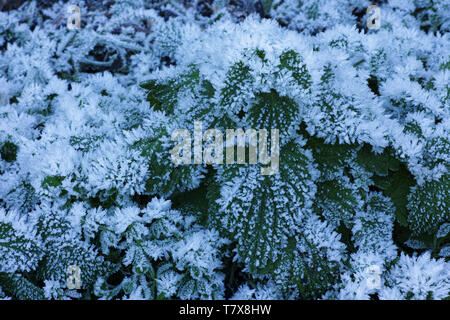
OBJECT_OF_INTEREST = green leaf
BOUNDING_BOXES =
[306,136,356,176]
[208,141,317,275]
[141,66,201,114]
[260,0,274,15]
[372,175,391,190]
[407,175,450,235]
[0,141,18,163]
[314,178,360,226]
[36,210,112,288]
[0,273,45,300]
[384,165,416,227]
[42,175,65,189]
[356,145,400,176]
[0,213,43,274]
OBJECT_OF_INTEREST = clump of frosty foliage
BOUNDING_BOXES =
[0,0,448,300]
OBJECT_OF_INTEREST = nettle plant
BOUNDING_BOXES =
[139,18,449,299]
[0,1,449,300]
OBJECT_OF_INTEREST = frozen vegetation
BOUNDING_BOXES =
[0,0,448,300]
